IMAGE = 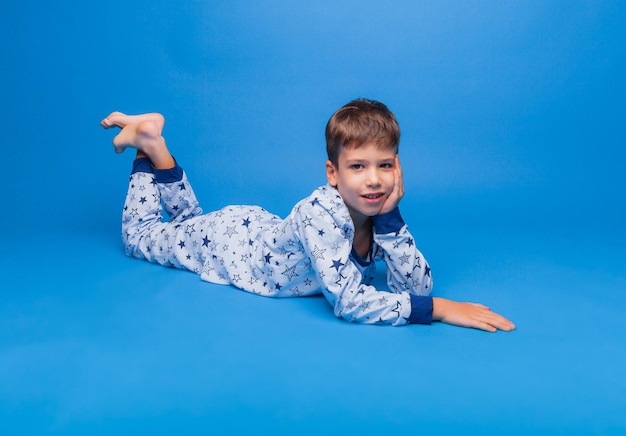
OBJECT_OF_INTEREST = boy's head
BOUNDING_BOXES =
[325,99,402,223]
[325,99,400,166]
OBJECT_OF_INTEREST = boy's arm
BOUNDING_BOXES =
[374,216,515,332]
[372,208,433,296]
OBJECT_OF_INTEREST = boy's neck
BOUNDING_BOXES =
[352,216,373,259]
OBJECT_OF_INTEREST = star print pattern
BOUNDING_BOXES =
[122,163,433,326]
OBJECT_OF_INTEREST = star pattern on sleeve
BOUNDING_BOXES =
[311,245,326,259]
[223,226,239,238]
[330,258,345,271]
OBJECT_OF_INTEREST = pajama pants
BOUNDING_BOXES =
[121,158,281,285]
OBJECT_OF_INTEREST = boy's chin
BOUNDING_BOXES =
[361,207,385,218]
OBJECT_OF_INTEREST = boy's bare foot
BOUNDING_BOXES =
[101,112,165,153]
[100,112,164,131]
[101,111,174,169]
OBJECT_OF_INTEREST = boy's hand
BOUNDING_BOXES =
[380,154,404,215]
[432,297,516,332]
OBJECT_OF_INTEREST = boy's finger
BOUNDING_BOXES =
[485,314,515,331]
[395,157,401,175]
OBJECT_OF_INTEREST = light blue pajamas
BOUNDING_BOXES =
[122,158,433,326]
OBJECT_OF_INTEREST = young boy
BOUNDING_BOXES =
[101,99,514,332]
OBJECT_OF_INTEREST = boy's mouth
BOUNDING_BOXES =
[362,193,384,200]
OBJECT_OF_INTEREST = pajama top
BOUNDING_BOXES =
[123,158,433,326]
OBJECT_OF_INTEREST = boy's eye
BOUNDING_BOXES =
[350,164,364,170]
[380,163,393,169]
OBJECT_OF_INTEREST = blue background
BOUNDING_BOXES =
[1,1,625,434]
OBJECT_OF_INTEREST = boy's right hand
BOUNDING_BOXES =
[379,154,404,215]
[432,297,516,332]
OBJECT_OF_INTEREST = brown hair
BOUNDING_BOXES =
[325,99,400,165]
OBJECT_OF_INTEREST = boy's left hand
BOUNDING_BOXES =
[380,154,404,215]
[432,297,516,332]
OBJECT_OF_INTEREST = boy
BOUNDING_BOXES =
[101,99,514,332]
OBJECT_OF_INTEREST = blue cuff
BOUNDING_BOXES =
[131,157,154,174]
[154,164,184,183]
[131,158,184,183]
[408,295,433,324]
[372,207,405,234]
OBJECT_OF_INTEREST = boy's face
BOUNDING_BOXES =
[326,142,397,226]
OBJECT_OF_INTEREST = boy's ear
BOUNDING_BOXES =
[326,160,338,187]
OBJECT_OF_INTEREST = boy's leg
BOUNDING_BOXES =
[122,159,207,273]
[104,111,208,273]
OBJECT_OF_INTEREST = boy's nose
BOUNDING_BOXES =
[367,170,382,187]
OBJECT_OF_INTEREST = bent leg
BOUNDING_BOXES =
[105,111,208,272]
[122,159,208,274]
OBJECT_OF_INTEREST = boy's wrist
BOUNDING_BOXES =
[431,297,449,321]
